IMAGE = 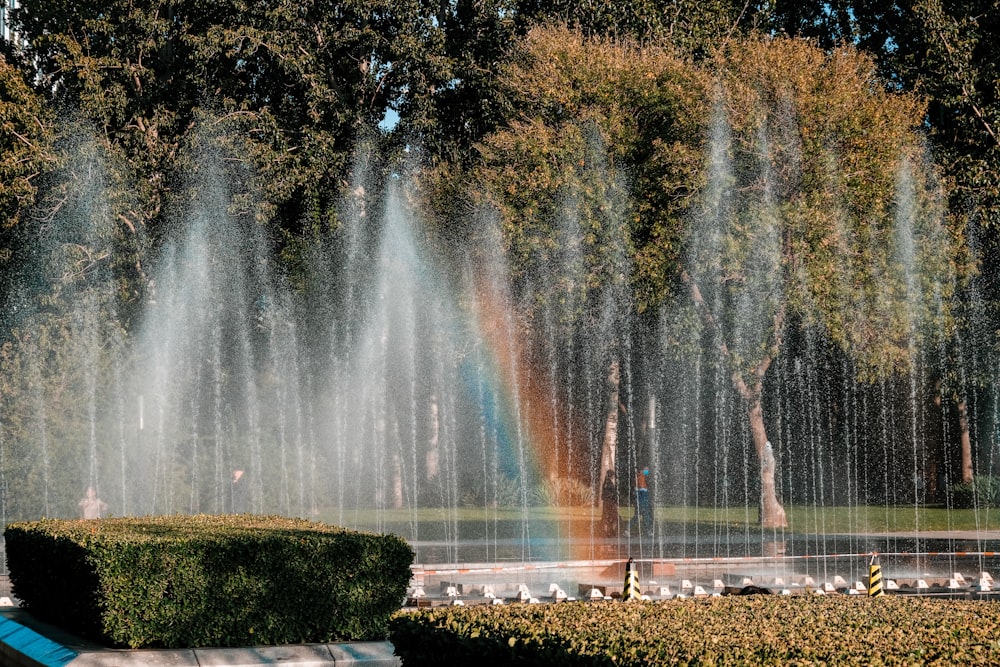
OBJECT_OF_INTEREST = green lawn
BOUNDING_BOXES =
[653,504,1000,533]
[321,503,1000,535]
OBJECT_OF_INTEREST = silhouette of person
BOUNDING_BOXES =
[79,486,108,519]
[231,469,248,513]
[601,472,619,536]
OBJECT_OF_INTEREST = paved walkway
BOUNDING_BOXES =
[0,608,400,667]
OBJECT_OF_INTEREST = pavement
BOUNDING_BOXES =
[0,607,401,667]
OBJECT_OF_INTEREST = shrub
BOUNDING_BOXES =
[391,596,1000,665]
[950,475,1000,509]
[5,514,413,649]
[461,475,527,508]
[531,478,596,507]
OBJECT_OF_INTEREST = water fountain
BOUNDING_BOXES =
[2,87,999,607]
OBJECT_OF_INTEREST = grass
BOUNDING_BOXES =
[657,504,1000,533]
[320,503,1000,535]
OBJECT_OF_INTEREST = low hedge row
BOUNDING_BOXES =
[5,514,413,648]
[390,595,1000,665]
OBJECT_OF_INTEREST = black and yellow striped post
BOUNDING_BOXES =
[623,558,641,601]
[868,552,884,597]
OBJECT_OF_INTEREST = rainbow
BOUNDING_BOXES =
[464,273,604,563]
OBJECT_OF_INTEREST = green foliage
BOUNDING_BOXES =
[531,477,595,507]
[896,1,1000,228]
[466,26,962,379]
[759,0,857,48]
[472,26,709,320]
[461,475,526,509]
[0,310,128,520]
[391,596,1000,665]
[0,53,57,331]
[950,475,1000,509]
[846,1,1000,374]
[0,54,53,231]
[701,36,962,380]
[513,0,759,55]
[0,126,149,520]
[401,0,517,161]
[4,515,414,648]
[0,0,991,535]
[14,0,433,248]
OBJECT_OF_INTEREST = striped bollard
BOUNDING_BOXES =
[868,553,884,597]
[623,558,641,601]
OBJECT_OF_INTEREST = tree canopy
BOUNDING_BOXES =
[458,26,963,525]
[0,0,996,522]
[0,52,55,334]
[14,0,442,246]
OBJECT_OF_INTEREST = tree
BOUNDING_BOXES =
[409,0,766,234]
[0,126,133,520]
[761,0,1000,501]
[513,0,759,53]
[397,0,517,162]
[910,1,999,486]
[0,53,55,334]
[681,36,963,526]
[856,1,1000,486]
[762,0,857,47]
[460,27,963,527]
[463,27,708,491]
[14,0,433,257]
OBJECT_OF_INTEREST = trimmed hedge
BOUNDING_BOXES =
[390,596,1000,665]
[5,514,413,648]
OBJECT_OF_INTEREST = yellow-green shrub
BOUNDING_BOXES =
[391,596,1000,665]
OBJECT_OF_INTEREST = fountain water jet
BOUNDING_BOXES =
[0,98,998,602]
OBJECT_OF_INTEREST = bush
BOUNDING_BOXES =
[390,596,1000,665]
[950,475,1000,509]
[5,514,413,648]
[531,478,596,507]
[461,476,526,508]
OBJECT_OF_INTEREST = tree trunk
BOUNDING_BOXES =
[681,270,788,529]
[391,450,403,509]
[958,397,973,485]
[427,394,440,480]
[644,395,656,454]
[748,394,786,528]
[387,411,404,509]
[598,359,620,511]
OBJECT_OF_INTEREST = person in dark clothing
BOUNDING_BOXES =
[601,472,619,536]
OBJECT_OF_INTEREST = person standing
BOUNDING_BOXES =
[79,486,108,519]
[633,468,653,537]
[601,472,619,536]
[231,469,248,513]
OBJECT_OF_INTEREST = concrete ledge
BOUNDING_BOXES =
[196,645,337,667]
[328,643,401,666]
[0,611,399,666]
[68,649,198,666]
